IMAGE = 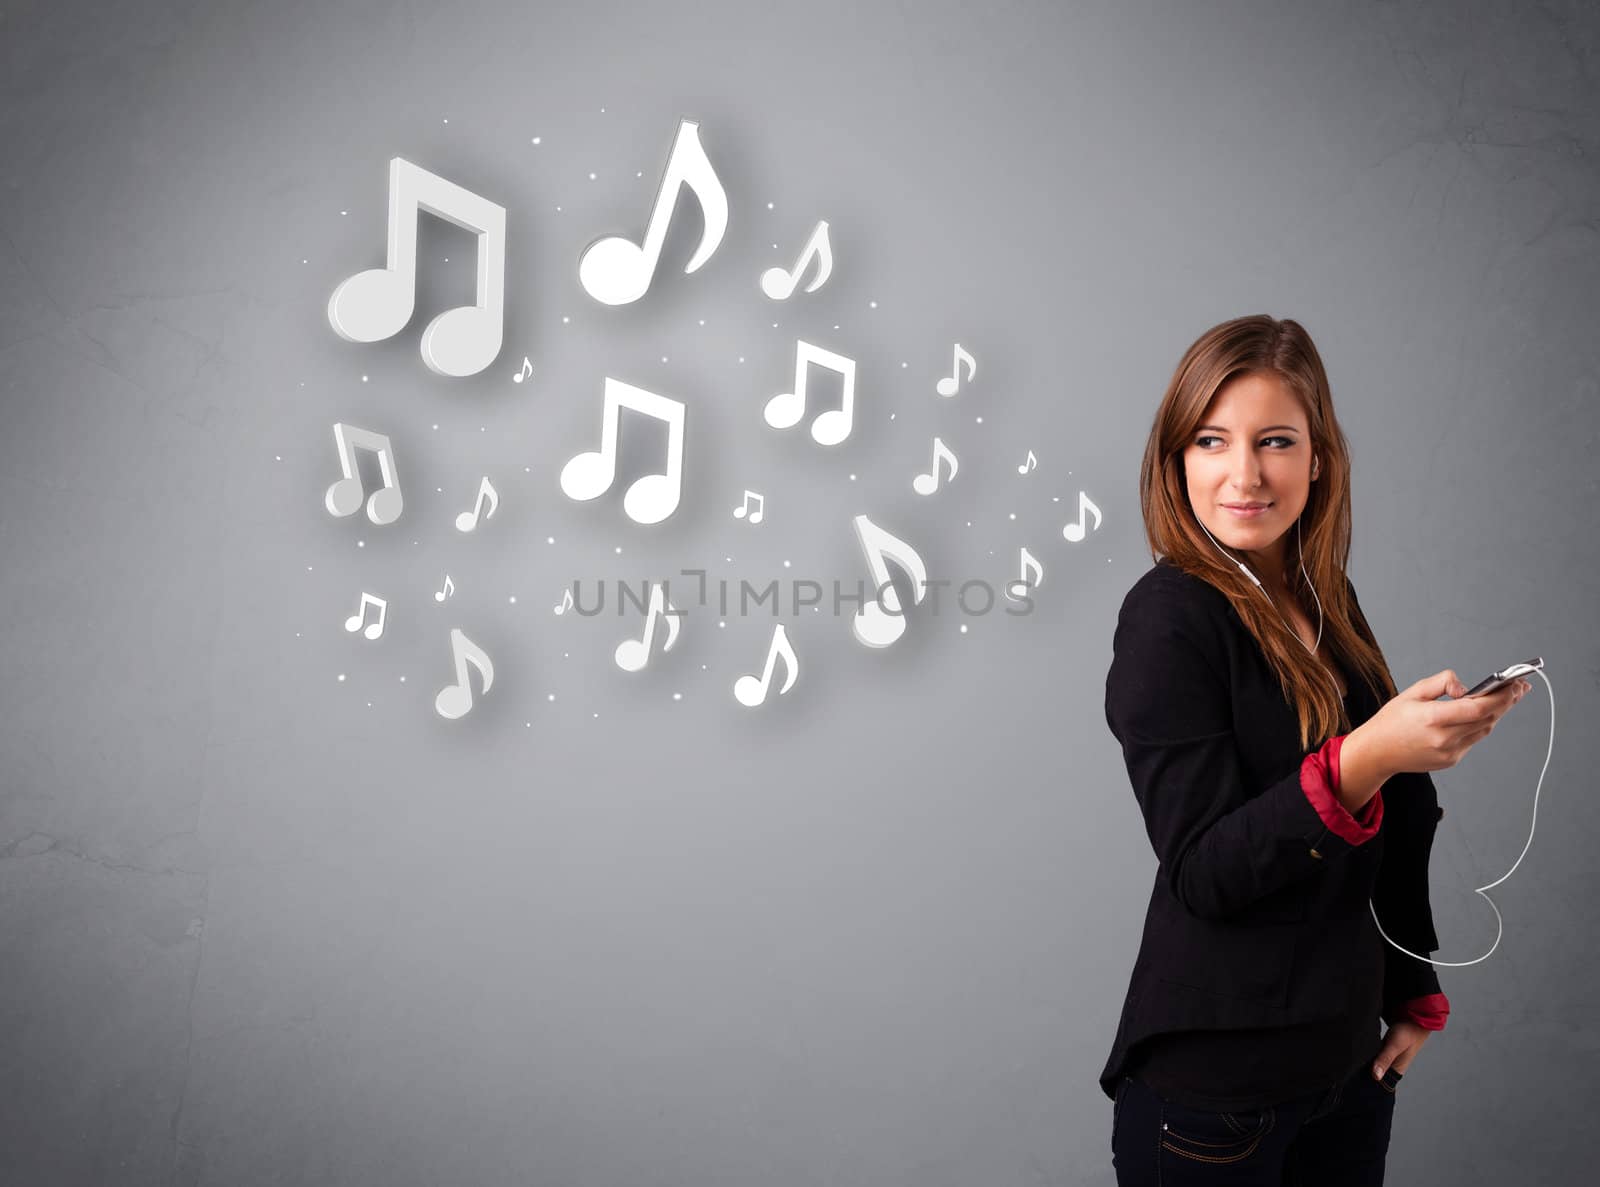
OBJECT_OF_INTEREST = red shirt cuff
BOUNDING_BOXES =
[1395,993,1450,1031]
[1300,734,1383,844]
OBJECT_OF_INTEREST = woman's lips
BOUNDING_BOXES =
[1223,503,1272,518]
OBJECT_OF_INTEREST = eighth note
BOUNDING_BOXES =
[513,356,532,383]
[1018,449,1038,474]
[344,591,388,640]
[1062,490,1103,543]
[912,437,959,496]
[1006,547,1045,601]
[614,583,681,672]
[434,575,455,603]
[578,118,728,306]
[455,476,499,532]
[850,513,929,650]
[733,489,765,524]
[734,623,799,707]
[434,628,494,720]
[553,587,574,616]
[760,220,833,300]
[935,342,976,397]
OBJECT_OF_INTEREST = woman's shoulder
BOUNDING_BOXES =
[1122,557,1232,617]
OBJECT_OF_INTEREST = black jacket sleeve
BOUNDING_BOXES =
[1105,577,1376,921]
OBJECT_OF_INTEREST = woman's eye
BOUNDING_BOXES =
[1192,436,1296,449]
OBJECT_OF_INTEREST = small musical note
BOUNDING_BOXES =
[325,422,403,526]
[455,475,500,532]
[935,343,976,397]
[553,587,575,616]
[733,489,765,524]
[434,628,494,720]
[1005,547,1045,601]
[343,591,388,640]
[850,514,929,649]
[764,340,857,446]
[1062,490,1103,542]
[734,623,799,707]
[328,158,506,377]
[614,584,681,672]
[1017,449,1038,475]
[560,378,687,525]
[579,118,729,306]
[912,437,959,496]
[434,575,455,603]
[760,220,833,300]
[513,356,533,384]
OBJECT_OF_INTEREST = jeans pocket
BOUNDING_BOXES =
[1378,1066,1403,1095]
[1160,1100,1276,1164]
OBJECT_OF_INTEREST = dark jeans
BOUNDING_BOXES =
[1111,1061,1402,1185]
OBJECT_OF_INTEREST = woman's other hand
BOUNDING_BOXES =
[1373,1017,1431,1079]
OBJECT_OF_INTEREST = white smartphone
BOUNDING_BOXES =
[1461,657,1543,698]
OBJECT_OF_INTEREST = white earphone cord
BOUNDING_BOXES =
[1196,509,1554,967]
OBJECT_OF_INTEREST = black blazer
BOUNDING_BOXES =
[1098,558,1444,1102]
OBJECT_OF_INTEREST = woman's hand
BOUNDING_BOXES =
[1374,1017,1432,1079]
[1353,669,1530,777]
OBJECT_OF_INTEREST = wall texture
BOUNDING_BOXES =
[1,1,1596,1184]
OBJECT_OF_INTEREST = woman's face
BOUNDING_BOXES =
[1181,371,1315,584]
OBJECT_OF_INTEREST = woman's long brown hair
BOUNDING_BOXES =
[1139,314,1398,751]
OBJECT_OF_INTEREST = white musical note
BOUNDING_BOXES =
[760,220,833,300]
[1005,547,1045,601]
[1017,449,1038,474]
[328,158,506,377]
[434,628,494,720]
[912,437,959,495]
[614,584,681,672]
[850,514,929,649]
[325,422,403,526]
[935,343,976,397]
[434,575,455,603]
[513,356,532,384]
[733,489,765,524]
[560,378,687,525]
[553,587,575,616]
[763,340,856,446]
[578,118,728,306]
[734,623,799,707]
[343,591,388,640]
[1062,490,1103,542]
[454,475,500,532]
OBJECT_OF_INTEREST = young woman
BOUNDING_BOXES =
[1101,315,1529,1185]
